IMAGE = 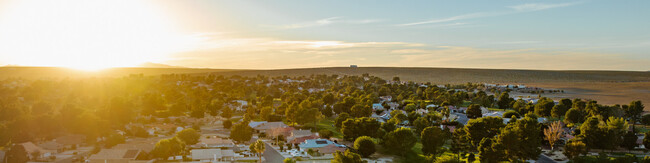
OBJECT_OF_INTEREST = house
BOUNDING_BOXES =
[425,104,439,109]
[232,100,248,111]
[415,109,428,115]
[449,113,469,125]
[313,144,346,154]
[298,139,346,155]
[190,149,235,162]
[289,135,321,144]
[298,139,344,151]
[379,96,392,102]
[193,136,235,148]
[269,127,295,138]
[372,103,384,110]
[38,141,65,153]
[287,129,319,144]
[251,122,289,134]
[370,113,386,123]
[20,142,53,159]
[88,149,141,163]
[482,111,504,118]
[248,121,268,128]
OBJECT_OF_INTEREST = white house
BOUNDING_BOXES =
[190,149,235,162]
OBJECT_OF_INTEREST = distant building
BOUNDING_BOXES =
[350,65,358,68]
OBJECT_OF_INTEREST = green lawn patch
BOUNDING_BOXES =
[315,118,343,139]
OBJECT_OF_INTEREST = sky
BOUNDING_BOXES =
[0,0,648,71]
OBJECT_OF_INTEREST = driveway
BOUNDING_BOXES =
[263,142,285,163]
[537,154,557,163]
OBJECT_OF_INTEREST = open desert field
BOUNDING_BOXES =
[520,82,650,106]
[209,67,650,106]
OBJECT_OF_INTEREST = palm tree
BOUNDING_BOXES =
[250,139,266,163]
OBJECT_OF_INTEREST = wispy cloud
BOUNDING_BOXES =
[282,17,341,29]
[398,2,582,27]
[509,2,580,12]
[397,13,499,26]
[278,17,384,29]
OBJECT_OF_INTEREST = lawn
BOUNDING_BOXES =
[461,100,472,107]
[315,118,344,139]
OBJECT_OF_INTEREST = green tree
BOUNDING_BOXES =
[332,150,367,163]
[104,132,126,148]
[230,122,253,143]
[353,136,376,158]
[534,97,555,117]
[641,114,650,125]
[221,107,232,119]
[341,117,381,141]
[335,113,351,128]
[625,101,644,130]
[260,106,273,121]
[491,113,542,161]
[466,104,482,119]
[503,110,520,119]
[176,128,201,145]
[421,126,447,156]
[478,138,500,162]
[284,158,297,163]
[622,131,638,150]
[563,108,584,124]
[382,127,417,156]
[496,92,512,110]
[434,155,461,163]
[563,139,587,160]
[223,120,232,129]
[413,117,431,135]
[404,104,418,112]
[151,138,186,160]
[351,105,372,118]
[550,105,564,118]
[250,139,266,163]
[463,116,505,148]
[7,144,29,163]
[606,117,630,149]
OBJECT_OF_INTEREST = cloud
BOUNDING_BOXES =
[399,2,581,26]
[282,17,340,29]
[164,35,649,71]
[509,2,579,12]
[397,13,498,26]
[278,17,384,29]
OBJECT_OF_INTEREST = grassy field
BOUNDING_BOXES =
[1,66,647,107]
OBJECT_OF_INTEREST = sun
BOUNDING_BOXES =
[0,0,201,71]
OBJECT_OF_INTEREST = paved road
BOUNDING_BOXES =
[537,154,556,163]
[263,142,285,163]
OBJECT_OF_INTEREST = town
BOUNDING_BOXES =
[0,73,647,163]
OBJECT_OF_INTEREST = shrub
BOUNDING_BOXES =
[353,136,376,158]
[503,110,520,119]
